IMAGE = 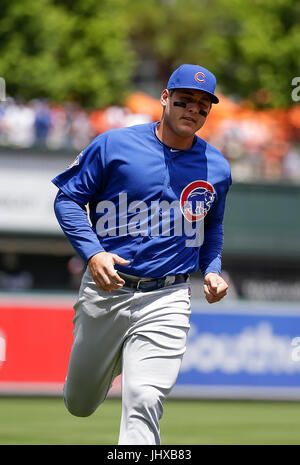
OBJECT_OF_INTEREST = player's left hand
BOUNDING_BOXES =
[204,272,228,304]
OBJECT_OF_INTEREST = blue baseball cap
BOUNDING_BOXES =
[167,64,219,104]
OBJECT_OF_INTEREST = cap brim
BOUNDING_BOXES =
[167,85,219,104]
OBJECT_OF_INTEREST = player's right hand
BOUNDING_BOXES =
[88,252,130,293]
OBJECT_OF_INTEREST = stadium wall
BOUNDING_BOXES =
[0,294,299,400]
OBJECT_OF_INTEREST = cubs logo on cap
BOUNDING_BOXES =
[195,72,205,83]
[180,180,216,222]
[167,64,219,104]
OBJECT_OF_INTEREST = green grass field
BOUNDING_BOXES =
[0,397,299,445]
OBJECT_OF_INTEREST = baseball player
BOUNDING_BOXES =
[52,64,231,445]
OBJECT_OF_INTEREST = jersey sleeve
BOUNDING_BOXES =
[51,135,106,205]
[198,171,232,276]
[54,190,104,262]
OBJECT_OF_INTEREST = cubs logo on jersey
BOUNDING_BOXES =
[180,180,215,222]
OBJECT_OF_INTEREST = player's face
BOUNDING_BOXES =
[161,89,212,138]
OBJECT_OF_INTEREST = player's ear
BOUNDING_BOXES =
[160,89,169,108]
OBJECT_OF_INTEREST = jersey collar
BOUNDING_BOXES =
[151,122,197,157]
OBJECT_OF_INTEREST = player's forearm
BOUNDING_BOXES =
[198,221,223,276]
[54,191,104,262]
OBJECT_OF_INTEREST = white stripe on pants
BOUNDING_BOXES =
[63,268,191,445]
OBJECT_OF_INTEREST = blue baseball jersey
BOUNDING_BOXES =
[52,122,231,277]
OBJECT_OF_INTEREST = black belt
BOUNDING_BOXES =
[118,272,189,292]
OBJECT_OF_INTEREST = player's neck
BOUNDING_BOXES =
[156,120,195,151]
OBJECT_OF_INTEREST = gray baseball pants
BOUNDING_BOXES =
[63,268,191,445]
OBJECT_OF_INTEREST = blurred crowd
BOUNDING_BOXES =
[0,97,152,152]
[0,94,299,183]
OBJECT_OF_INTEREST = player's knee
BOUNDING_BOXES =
[128,385,163,416]
[64,394,96,418]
